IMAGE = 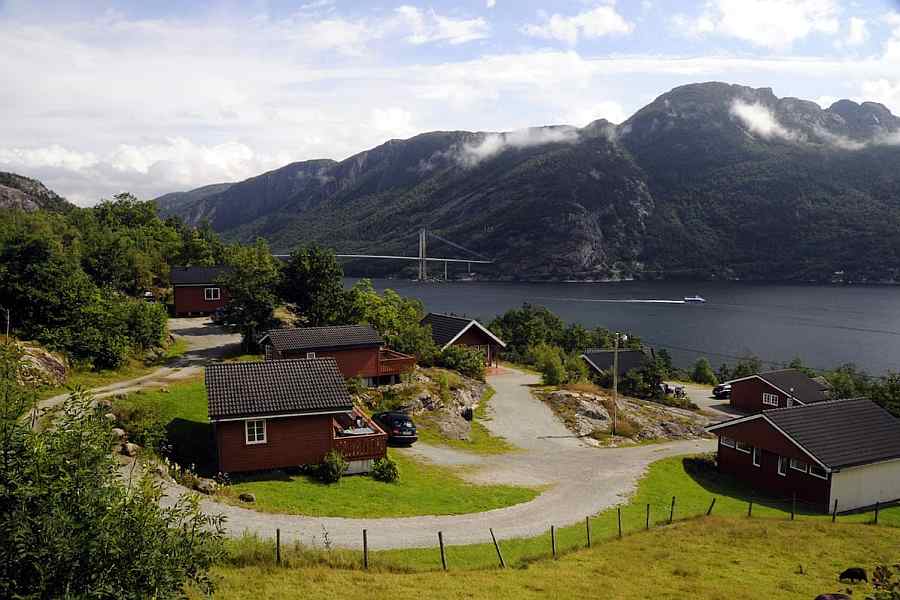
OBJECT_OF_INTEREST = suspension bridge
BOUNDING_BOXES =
[303,228,493,281]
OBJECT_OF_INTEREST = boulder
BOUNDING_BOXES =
[239,492,256,503]
[103,412,117,423]
[121,442,141,457]
[110,427,127,441]
[16,343,68,388]
[436,412,472,441]
[577,400,609,422]
[193,478,218,495]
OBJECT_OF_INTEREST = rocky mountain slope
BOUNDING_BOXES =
[0,172,73,212]
[156,82,900,282]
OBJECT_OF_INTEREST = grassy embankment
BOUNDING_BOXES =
[113,378,538,518]
[414,386,517,455]
[203,518,899,600]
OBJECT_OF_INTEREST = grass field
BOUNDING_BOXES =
[202,518,899,599]
[224,450,539,517]
[113,377,538,518]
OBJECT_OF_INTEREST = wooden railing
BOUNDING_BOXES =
[333,432,387,461]
[378,348,416,376]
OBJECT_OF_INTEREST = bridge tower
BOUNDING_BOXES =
[417,228,428,281]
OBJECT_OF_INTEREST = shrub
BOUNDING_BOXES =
[437,345,485,380]
[112,397,165,449]
[317,450,348,483]
[540,353,565,386]
[612,416,639,438]
[371,457,400,483]
[691,357,718,385]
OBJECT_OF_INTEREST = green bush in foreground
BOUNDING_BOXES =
[371,457,400,483]
[0,346,225,599]
[317,450,348,483]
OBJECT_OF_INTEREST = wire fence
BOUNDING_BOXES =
[232,493,896,573]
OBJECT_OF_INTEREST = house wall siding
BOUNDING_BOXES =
[715,419,831,512]
[215,414,335,473]
[174,285,229,316]
[730,378,792,413]
[831,459,900,512]
[278,346,381,379]
[452,328,501,365]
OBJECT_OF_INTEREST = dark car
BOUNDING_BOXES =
[713,383,731,399]
[210,307,227,325]
[372,411,418,445]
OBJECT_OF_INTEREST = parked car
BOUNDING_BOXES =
[372,411,418,445]
[713,383,731,399]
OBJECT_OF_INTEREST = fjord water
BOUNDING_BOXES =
[350,279,900,376]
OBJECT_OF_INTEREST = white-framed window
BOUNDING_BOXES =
[736,440,752,454]
[306,351,316,359]
[790,457,808,473]
[777,456,787,476]
[762,392,779,407]
[245,419,267,445]
[204,287,221,301]
[752,446,761,467]
[809,464,828,479]
[720,436,736,448]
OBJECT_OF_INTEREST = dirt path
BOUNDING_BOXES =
[162,367,715,549]
[38,317,241,414]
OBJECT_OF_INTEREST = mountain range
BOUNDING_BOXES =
[141,82,900,281]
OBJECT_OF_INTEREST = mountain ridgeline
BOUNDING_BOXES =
[0,172,73,213]
[155,82,900,282]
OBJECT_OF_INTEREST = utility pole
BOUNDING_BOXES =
[612,333,619,436]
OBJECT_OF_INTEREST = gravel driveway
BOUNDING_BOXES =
[38,317,241,414]
[166,368,715,549]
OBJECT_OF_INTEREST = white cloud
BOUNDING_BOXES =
[845,17,869,46]
[730,101,798,140]
[0,138,290,205]
[673,0,840,49]
[394,6,489,45]
[457,127,580,166]
[486,0,496,8]
[370,107,417,137]
[562,101,628,126]
[522,3,633,45]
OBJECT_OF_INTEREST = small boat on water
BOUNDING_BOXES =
[684,295,706,303]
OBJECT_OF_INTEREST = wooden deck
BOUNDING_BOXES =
[332,409,388,462]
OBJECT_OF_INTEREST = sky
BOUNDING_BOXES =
[2,0,900,205]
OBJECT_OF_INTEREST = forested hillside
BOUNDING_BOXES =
[0,193,225,368]
[157,82,900,283]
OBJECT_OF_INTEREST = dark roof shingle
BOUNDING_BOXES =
[731,369,831,404]
[764,398,900,469]
[205,358,353,420]
[421,313,505,348]
[581,349,647,377]
[171,265,231,285]
[262,325,384,352]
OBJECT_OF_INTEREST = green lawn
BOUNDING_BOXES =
[204,518,900,600]
[224,450,539,517]
[113,378,538,517]
[414,388,518,455]
[222,453,900,574]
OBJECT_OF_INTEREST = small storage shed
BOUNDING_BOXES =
[421,313,506,366]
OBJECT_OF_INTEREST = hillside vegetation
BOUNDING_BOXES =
[158,82,900,283]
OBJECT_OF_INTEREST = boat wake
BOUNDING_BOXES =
[532,296,688,304]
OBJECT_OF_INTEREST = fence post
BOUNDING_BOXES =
[875,501,880,524]
[585,517,592,548]
[832,499,838,523]
[617,507,623,539]
[747,500,753,518]
[363,529,369,570]
[646,503,650,530]
[551,525,557,559]
[276,528,281,566]
[791,493,796,521]
[707,498,716,516]
[668,496,676,524]
[490,528,506,569]
[438,532,447,571]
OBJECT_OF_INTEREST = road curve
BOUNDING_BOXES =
[161,368,715,550]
